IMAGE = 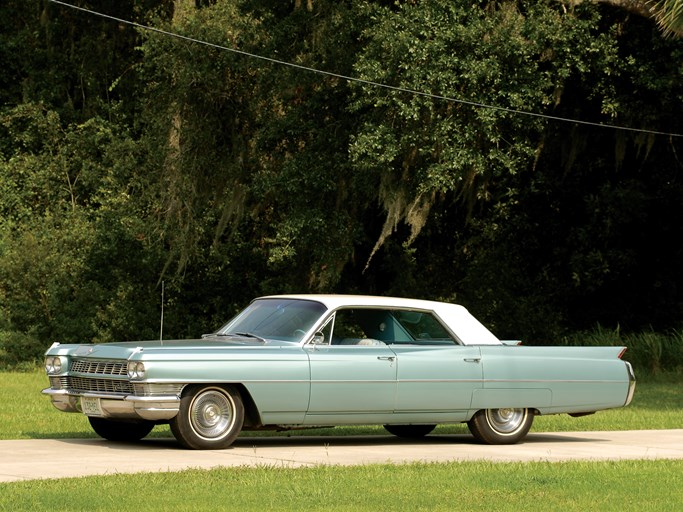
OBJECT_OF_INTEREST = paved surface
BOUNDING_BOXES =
[1,430,682,482]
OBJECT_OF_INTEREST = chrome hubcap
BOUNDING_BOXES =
[486,408,527,434]
[190,389,235,440]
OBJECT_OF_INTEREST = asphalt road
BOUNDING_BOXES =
[2,430,682,482]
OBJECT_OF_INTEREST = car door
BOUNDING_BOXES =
[305,344,397,414]
[390,345,483,421]
[303,309,398,423]
[374,308,483,422]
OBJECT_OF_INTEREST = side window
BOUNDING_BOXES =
[325,308,455,345]
[393,310,454,343]
[329,308,412,344]
[355,309,411,342]
[331,309,370,344]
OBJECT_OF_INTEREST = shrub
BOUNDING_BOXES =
[560,325,683,374]
[0,329,45,370]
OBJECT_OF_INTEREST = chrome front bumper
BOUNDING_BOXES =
[42,388,181,421]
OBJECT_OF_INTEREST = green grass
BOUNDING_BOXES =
[1,460,682,511]
[2,370,682,440]
[1,371,682,511]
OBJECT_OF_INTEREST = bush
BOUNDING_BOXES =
[0,329,45,370]
[560,325,683,374]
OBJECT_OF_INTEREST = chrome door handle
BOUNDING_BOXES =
[464,358,481,363]
[377,356,396,361]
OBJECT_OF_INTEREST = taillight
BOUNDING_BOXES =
[617,347,627,359]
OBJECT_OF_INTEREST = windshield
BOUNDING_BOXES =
[217,298,327,342]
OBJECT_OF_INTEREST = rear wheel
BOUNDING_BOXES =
[467,408,533,444]
[170,385,244,450]
[88,417,155,442]
[383,424,436,438]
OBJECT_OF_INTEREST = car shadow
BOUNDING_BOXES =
[521,432,607,444]
[230,432,607,447]
[34,431,607,451]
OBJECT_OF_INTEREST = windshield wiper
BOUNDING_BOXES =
[227,332,267,343]
[201,332,232,338]
[201,332,267,342]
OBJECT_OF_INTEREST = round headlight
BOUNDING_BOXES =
[45,356,63,374]
[127,361,146,379]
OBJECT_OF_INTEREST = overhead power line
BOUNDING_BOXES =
[48,0,683,139]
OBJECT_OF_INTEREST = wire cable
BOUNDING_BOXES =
[48,0,683,139]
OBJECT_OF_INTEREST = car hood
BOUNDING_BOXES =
[50,337,296,360]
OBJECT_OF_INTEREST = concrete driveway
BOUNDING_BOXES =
[2,430,682,482]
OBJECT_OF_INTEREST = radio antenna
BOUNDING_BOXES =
[160,281,165,341]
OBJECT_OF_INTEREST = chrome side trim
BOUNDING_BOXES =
[481,378,630,384]
[133,383,185,396]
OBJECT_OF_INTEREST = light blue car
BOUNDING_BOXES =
[43,295,636,449]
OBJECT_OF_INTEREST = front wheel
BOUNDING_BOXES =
[467,408,533,444]
[88,417,155,442]
[170,385,244,450]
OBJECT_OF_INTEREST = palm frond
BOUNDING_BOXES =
[650,0,683,37]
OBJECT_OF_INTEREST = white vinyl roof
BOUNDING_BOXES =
[260,294,502,346]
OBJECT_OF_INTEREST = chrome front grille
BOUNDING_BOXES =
[50,376,64,388]
[54,377,181,396]
[53,358,181,397]
[70,359,128,376]
[63,376,134,394]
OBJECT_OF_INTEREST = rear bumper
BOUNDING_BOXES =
[42,388,180,421]
[624,362,636,407]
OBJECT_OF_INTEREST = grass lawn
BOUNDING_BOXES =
[1,459,682,511]
[1,371,681,511]
[2,370,681,441]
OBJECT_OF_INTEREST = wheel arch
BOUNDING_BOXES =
[466,407,541,421]
[230,383,262,428]
[175,382,262,427]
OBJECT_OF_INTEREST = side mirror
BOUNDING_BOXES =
[310,332,326,345]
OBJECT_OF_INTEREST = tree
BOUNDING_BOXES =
[654,0,683,36]
[349,0,683,337]
[579,0,683,37]
[138,0,372,293]
[1,0,682,366]
[0,104,160,365]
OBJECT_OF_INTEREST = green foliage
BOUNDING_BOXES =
[0,104,161,365]
[0,0,170,121]
[346,0,683,341]
[349,1,682,336]
[559,325,683,374]
[138,0,369,291]
[0,331,43,369]
[653,0,683,37]
[349,1,597,239]
[0,0,682,363]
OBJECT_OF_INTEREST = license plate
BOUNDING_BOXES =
[81,396,103,416]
